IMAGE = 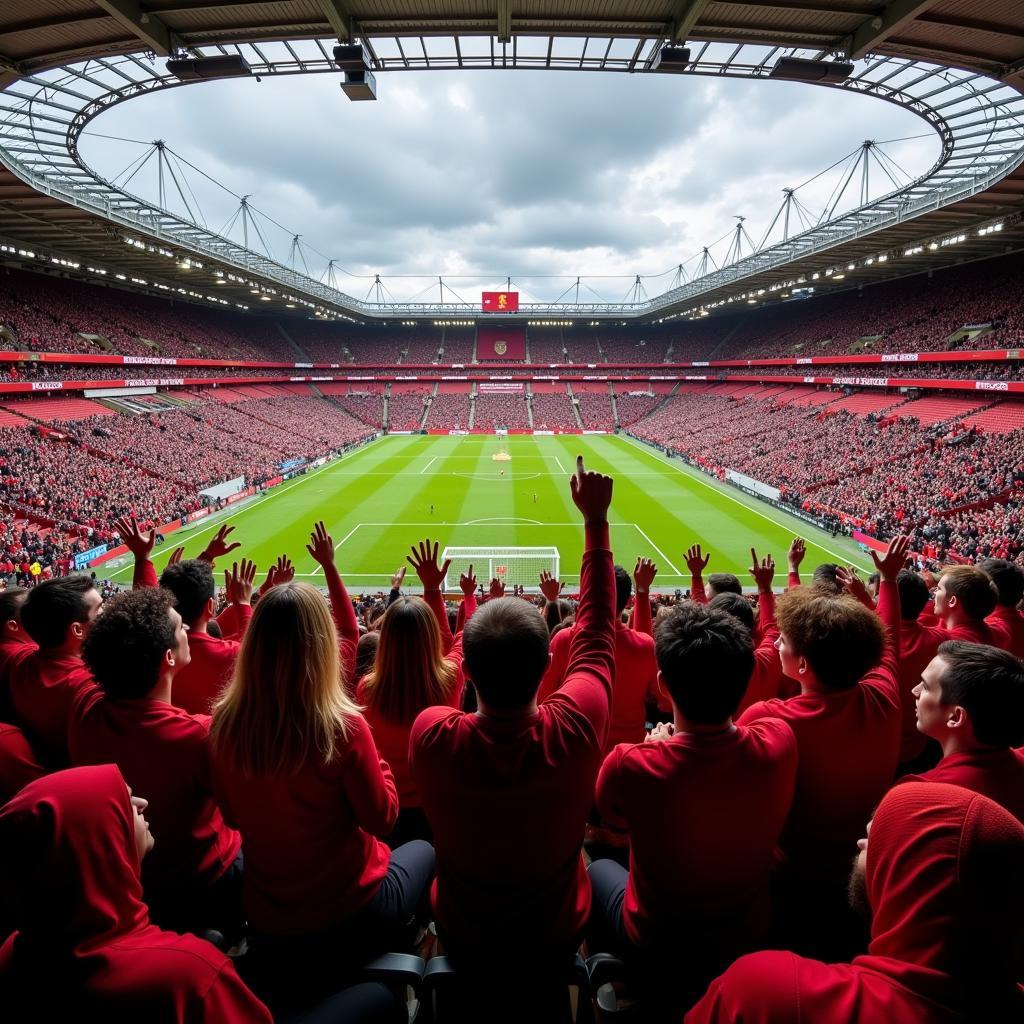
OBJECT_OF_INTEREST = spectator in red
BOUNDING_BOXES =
[588,566,797,1016]
[893,570,943,773]
[686,545,741,605]
[978,557,1024,658]
[0,721,45,805]
[358,543,476,847]
[8,575,102,767]
[539,559,659,749]
[685,783,1024,1024]
[209,531,433,1017]
[410,456,616,1004]
[904,641,1024,821]
[0,586,34,718]
[0,764,273,1023]
[737,536,908,959]
[920,565,999,646]
[69,586,244,938]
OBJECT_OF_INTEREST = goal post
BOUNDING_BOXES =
[442,546,560,593]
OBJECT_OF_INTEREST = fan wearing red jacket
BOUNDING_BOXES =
[589,549,797,1019]
[921,565,1000,647]
[539,561,659,749]
[0,765,273,1023]
[410,457,616,1000]
[69,585,244,937]
[0,587,34,720]
[8,575,103,767]
[978,557,1024,658]
[737,535,909,959]
[685,783,1024,1024]
[905,640,1024,821]
[0,721,45,805]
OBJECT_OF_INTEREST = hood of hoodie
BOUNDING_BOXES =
[861,781,1024,996]
[0,764,149,957]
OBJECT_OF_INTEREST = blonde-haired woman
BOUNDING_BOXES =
[210,523,434,1016]
[358,539,476,847]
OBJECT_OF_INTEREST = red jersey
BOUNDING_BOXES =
[596,718,797,952]
[986,605,1024,658]
[895,618,942,764]
[410,522,616,958]
[0,721,45,805]
[69,690,241,896]
[211,713,397,935]
[904,747,1024,822]
[0,636,36,720]
[0,765,272,1023]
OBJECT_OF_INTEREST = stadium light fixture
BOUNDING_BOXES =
[166,55,252,81]
[334,44,377,101]
[650,46,692,73]
[769,57,854,84]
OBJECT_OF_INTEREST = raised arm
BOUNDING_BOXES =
[455,564,478,638]
[114,516,158,590]
[307,521,360,681]
[408,539,455,652]
[869,535,909,664]
[197,524,241,565]
[787,536,805,590]
[631,557,657,636]
[686,544,709,604]
[738,549,783,712]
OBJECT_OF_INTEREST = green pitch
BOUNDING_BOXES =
[102,434,874,592]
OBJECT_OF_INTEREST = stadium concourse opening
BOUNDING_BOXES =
[1,2,1024,1022]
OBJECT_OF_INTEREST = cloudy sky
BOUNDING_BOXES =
[79,65,937,303]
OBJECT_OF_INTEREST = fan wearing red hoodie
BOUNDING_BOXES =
[978,557,1024,658]
[685,782,1024,1024]
[357,542,476,848]
[210,530,433,1015]
[0,587,35,720]
[904,640,1024,821]
[7,575,102,767]
[69,586,243,937]
[0,764,272,1023]
[738,535,909,959]
[589,550,797,1019]
[920,565,1000,647]
[539,562,659,749]
[0,722,45,804]
[410,457,616,996]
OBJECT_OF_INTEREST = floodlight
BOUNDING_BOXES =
[769,57,854,84]
[341,69,377,101]
[166,55,252,81]
[333,45,367,72]
[651,46,691,73]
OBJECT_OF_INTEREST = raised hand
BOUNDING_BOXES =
[460,564,477,597]
[407,539,451,591]
[870,534,911,583]
[305,521,335,567]
[539,570,564,603]
[788,537,806,571]
[168,546,185,566]
[225,558,257,606]
[685,544,710,576]
[634,557,657,593]
[836,565,871,604]
[749,548,776,593]
[390,565,407,591]
[569,455,613,524]
[114,516,155,560]
[199,523,240,564]
[263,554,294,591]
[488,578,506,599]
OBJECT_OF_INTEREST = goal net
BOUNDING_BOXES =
[441,546,560,593]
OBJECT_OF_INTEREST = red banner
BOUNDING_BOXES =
[481,291,519,313]
[477,326,525,361]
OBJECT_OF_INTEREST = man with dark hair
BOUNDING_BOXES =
[8,575,102,766]
[904,640,1024,821]
[588,554,797,1015]
[70,586,243,936]
[538,560,659,749]
[811,562,843,596]
[737,536,909,959]
[411,456,616,995]
[687,784,1024,1024]
[0,587,34,718]
[979,557,1024,658]
[893,569,943,772]
[922,565,999,646]
[685,544,741,604]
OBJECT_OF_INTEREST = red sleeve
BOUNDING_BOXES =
[537,624,573,703]
[594,744,629,831]
[0,724,46,804]
[454,592,477,636]
[690,575,707,605]
[133,556,158,590]
[343,715,399,838]
[738,593,783,714]
[787,570,801,590]
[323,563,359,684]
[865,579,901,704]
[633,592,653,637]
[216,602,252,642]
[201,962,274,1023]
[423,588,454,653]
[546,521,617,742]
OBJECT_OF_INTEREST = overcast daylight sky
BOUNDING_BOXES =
[78,68,938,304]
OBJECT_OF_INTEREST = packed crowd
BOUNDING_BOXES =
[473,392,530,430]
[1,461,1023,1024]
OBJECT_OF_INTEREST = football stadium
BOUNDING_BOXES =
[1,2,1023,1022]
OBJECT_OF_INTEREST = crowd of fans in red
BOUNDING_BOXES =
[0,459,1022,1024]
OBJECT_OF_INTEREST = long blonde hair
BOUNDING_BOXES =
[211,582,362,775]
[361,596,457,724]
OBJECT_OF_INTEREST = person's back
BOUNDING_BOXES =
[0,721,44,805]
[685,783,1024,1024]
[0,587,35,719]
[0,765,272,1023]
[411,457,616,963]
[979,557,1024,658]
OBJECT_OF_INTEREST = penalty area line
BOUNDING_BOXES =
[632,524,682,575]
[420,456,439,475]
[312,523,361,576]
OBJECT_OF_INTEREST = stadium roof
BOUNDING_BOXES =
[0,2,1022,322]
